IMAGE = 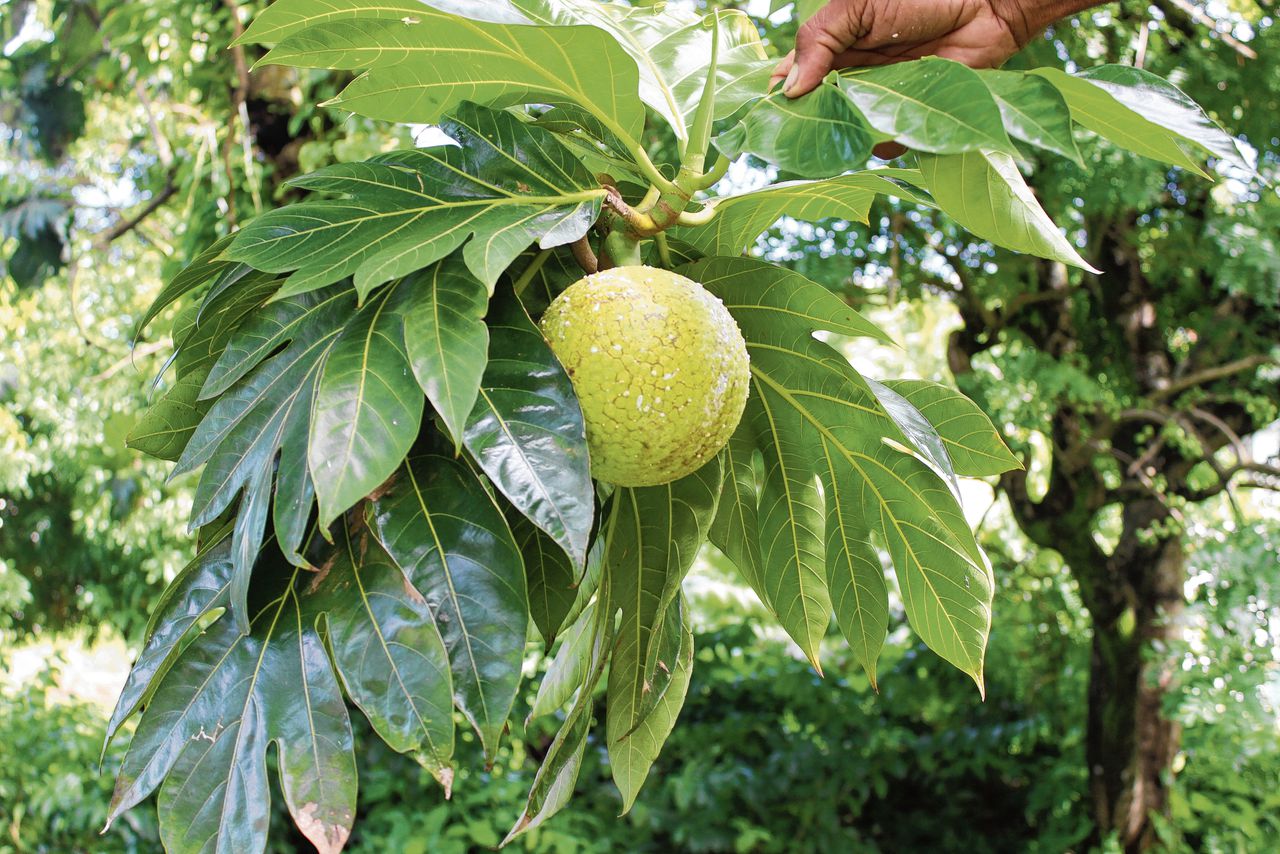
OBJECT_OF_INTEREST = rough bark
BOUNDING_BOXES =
[1078,501,1186,853]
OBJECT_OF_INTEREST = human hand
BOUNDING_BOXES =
[770,0,1092,97]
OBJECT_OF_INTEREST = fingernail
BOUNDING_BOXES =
[783,65,800,96]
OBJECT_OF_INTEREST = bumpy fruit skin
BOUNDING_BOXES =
[540,265,750,487]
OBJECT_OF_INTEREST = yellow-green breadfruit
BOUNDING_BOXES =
[539,266,750,487]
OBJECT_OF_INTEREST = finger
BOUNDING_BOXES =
[786,1,869,97]
[785,15,841,97]
[768,51,795,91]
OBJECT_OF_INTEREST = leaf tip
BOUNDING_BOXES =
[501,815,531,847]
[437,766,455,800]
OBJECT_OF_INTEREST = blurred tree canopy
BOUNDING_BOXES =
[1,1,1277,852]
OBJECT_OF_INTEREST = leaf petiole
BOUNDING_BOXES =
[512,249,551,297]
[693,154,731,190]
[654,232,674,268]
[675,201,718,227]
[682,11,722,175]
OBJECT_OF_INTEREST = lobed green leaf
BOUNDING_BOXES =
[310,523,455,786]
[368,454,527,759]
[226,103,605,299]
[309,280,423,529]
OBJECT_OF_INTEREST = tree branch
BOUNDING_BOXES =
[93,173,178,249]
[1153,0,1258,61]
[221,0,252,226]
[92,340,171,381]
[1151,354,1274,402]
[132,75,174,168]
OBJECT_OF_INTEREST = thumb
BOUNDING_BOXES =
[785,4,856,97]
[769,51,795,91]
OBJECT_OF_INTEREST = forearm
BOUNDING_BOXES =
[994,0,1106,46]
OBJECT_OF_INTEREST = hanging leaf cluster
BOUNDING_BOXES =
[107,1,1249,851]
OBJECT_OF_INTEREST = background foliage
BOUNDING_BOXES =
[2,0,1277,852]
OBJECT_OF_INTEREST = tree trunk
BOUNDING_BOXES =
[1082,516,1186,852]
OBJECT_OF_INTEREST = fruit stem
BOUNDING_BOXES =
[602,229,643,268]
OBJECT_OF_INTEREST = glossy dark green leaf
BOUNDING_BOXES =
[463,290,593,569]
[274,397,317,567]
[173,286,351,630]
[401,257,490,446]
[505,595,611,845]
[528,599,597,722]
[916,150,1098,271]
[881,379,1022,477]
[102,527,234,757]
[512,512,578,648]
[129,275,283,462]
[368,454,527,758]
[227,103,606,298]
[714,78,874,179]
[168,272,283,383]
[310,281,423,529]
[979,69,1083,166]
[608,593,693,812]
[229,463,275,631]
[308,523,455,785]
[509,245,583,317]
[533,105,647,185]
[683,170,930,255]
[127,371,211,462]
[108,568,357,854]
[837,57,1013,155]
[604,459,720,753]
[201,285,355,399]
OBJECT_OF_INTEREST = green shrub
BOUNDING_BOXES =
[0,661,157,853]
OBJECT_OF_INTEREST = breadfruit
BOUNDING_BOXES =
[540,265,750,487]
